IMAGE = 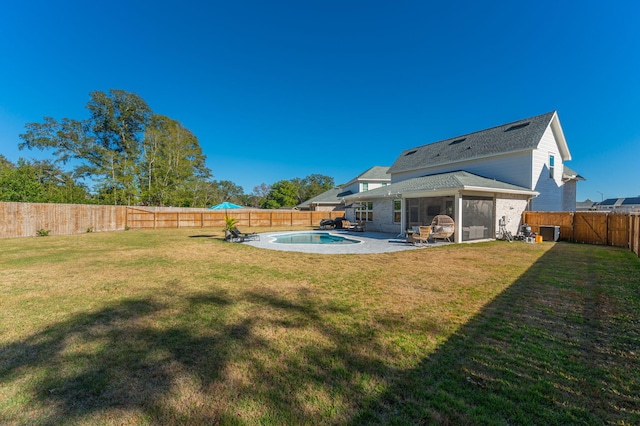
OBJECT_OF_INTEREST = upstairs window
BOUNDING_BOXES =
[362,183,369,191]
[549,154,555,179]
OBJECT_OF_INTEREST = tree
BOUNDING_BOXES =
[0,158,91,203]
[214,180,244,205]
[243,183,270,208]
[298,174,334,203]
[141,114,211,206]
[19,89,153,205]
[0,154,13,169]
[261,180,299,209]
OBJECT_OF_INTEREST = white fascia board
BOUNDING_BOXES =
[550,112,571,161]
[345,186,538,201]
[462,185,539,196]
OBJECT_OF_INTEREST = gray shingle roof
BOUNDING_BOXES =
[297,186,352,208]
[562,166,585,181]
[388,111,557,174]
[345,171,536,200]
[353,166,391,182]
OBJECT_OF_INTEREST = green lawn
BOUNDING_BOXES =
[1,228,638,425]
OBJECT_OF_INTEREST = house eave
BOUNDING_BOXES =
[461,186,539,196]
[550,112,571,161]
[345,186,538,201]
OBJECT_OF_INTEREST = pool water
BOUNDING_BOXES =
[273,232,360,245]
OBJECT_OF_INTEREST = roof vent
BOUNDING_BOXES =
[449,138,466,145]
[505,122,530,132]
[404,150,417,156]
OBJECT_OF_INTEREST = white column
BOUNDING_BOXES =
[455,193,463,243]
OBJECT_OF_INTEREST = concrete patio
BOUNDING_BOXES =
[242,230,451,254]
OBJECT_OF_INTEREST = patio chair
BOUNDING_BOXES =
[430,215,455,242]
[351,220,365,232]
[341,220,352,230]
[319,218,335,229]
[232,227,260,241]
[413,226,432,246]
[225,229,244,243]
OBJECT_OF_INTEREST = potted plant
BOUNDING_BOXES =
[224,215,237,241]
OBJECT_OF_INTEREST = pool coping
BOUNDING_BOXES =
[241,230,449,254]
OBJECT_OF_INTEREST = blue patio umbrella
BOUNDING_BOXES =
[208,201,244,210]
[210,202,244,225]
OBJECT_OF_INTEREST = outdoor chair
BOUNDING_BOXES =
[232,227,260,241]
[319,218,336,229]
[351,220,365,232]
[430,215,455,242]
[413,226,432,246]
[225,229,244,243]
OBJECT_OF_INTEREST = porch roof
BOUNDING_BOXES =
[343,171,538,200]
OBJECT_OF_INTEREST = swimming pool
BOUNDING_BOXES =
[272,232,360,245]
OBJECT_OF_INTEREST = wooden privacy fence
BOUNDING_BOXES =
[2,202,638,258]
[0,202,127,239]
[522,211,640,258]
[0,202,345,239]
[125,207,343,230]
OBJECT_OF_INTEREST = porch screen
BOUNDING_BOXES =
[461,196,494,241]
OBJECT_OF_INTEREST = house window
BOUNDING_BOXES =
[393,200,401,223]
[356,202,373,222]
[549,154,555,179]
[362,183,369,191]
[382,182,388,187]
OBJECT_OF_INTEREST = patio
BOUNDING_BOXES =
[242,230,451,254]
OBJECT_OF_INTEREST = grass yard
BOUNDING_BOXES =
[0,228,638,425]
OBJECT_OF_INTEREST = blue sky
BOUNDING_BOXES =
[1,1,639,202]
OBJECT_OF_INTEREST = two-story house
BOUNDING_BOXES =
[344,111,584,242]
[297,166,391,212]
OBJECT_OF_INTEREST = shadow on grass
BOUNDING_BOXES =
[350,243,640,424]
[1,244,638,424]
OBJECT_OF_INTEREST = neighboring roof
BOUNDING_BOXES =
[357,166,391,181]
[297,166,391,209]
[344,171,538,200]
[563,166,585,181]
[388,111,570,175]
[622,197,640,205]
[598,198,618,206]
[576,201,596,211]
[596,197,640,208]
[296,186,352,208]
[344,166,391,186]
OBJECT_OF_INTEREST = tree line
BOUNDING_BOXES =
[2,89,334,208]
